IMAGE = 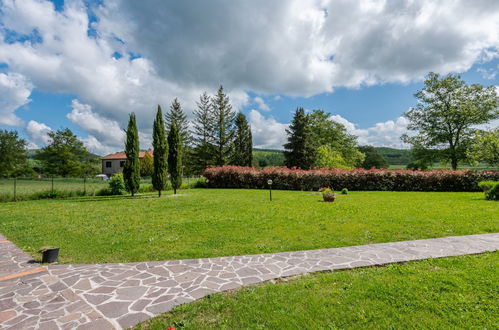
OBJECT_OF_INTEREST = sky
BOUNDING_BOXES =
[0,0,498,155]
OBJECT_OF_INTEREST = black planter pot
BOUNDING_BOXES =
[41,248,59,263]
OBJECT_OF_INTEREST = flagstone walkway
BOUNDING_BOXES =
[1,232,498,329]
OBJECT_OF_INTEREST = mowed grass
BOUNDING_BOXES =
[0,178,107,196]
[135,253,499,329]
[0,189,497,264]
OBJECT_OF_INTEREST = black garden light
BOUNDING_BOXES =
[267,179,273,201]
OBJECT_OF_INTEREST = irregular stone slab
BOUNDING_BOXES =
[1,232,498,329]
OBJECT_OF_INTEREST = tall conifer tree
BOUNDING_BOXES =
[152,106,168,197]
[192,92,215,173]
[123,113,140,196]
[284,108,316,169]
[212,86,235,166]
[231,112,253,166]
[168,122,183,195]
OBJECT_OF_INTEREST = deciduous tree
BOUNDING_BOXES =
[402,72,499,170]
[468,128,499,167]
[0,130,27,177]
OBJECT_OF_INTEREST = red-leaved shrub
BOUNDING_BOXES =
[203,166,499,192]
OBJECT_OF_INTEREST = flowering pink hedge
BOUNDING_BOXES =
[203,166,499,192]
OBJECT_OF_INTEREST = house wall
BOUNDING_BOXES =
[102,159,125,177]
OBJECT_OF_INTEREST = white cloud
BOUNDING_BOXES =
[248,110,288,149]
[0,72,32,126]
[254,96,270,112]
[26,120,51,146]
[1,0,499,151]
[330,114,410,148]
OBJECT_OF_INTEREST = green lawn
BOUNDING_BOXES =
[0,177,107,196]
[0,189,497,264]
[135,252,498,329]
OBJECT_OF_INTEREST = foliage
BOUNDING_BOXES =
[231,112,253,166]
[358,145,388,169]
[108,173,126,195]
[203,166,499,192]
[165,98,191,146]
[168,123,183,194]
[284,108,316,169]
[315,145,351,169]
[253,149,285,168]
[11,167,37,178]
[135,253,498,330]
[468,128,499,166]
[478,180,499,200]
[212,86,236,166]
[1,189,497,263]
[309,110,364,168]
[375,147,413,166]
[192,92,216,173]
[152,106,169,197]
[35,128,89,177]
[341,188,348,194]
[402,72,499,170]
[406,160,429,170]
[0,129,27,177]
[139,151,154,177]
[123,113,141,196]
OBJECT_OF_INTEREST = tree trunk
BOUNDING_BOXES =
[451,157,458,170]
[174,188,177,195]
[158,190,161,198]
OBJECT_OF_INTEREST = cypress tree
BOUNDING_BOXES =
[168,122,183,195]
[166,98,192,175]
[123,113,140,196]
[231,112,253,166]
[212,86,235,166]
[284,108,316,169]
[192,92,215,173]
[152,105,168,197]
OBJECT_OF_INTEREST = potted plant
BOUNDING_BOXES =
[39,246,60,263]
[320,187,336,202]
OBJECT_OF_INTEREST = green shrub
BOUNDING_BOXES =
[194,177,207,188]
[108,173,126,195]
[341,188,348,195]
[138,184,156,193]
[478,181,499,200]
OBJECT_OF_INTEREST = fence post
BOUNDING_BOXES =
[13,177,17,201]
[51,176,54,194]
[83,175,87,195]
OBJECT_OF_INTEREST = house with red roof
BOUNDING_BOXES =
[101,149,153,177]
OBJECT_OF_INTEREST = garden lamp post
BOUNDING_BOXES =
[268,179,273,201]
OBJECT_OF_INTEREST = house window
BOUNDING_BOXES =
[105,161,112,168]
[120,161,125,167]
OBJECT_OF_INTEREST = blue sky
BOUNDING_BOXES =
[1,0,498,154]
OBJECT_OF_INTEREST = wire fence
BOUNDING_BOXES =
[0,176,203,202]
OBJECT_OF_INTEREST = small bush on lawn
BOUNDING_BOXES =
[203,166,499,192]
[478,181,499,200]
[341,188,348,194]
[97,173,126,196]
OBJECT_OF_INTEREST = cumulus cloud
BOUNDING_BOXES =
[2,0,499,151]
[248,110,288,149]
[254,97,270,112]
[0,72,31,126]
[330,115,410,148]
[26,120,51,147]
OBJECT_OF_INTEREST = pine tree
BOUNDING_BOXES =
[284,108,316,169]
[192,92,215,173]
[152,105,168,197]
[168,122,183,195]
[165,98,191,146]
[231,112,253,166]
[212,86,235,166]
[123,113,140,196]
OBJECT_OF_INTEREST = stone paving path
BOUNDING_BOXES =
[1,233,498,329]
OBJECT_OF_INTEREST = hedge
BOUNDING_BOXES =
[203,166,499,192]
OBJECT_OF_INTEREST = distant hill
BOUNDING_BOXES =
[374,147,412,166]
[253,148,285,167]
[27,149,101,160]
[252,147,413,168]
